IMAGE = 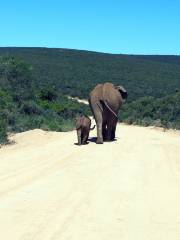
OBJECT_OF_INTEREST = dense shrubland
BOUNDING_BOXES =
[0,56,89,143]
[0,47,180,101]
[0,48,179,143]
[120,92,180,129]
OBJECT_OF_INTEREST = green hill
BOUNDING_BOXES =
[0,47,179,143]
[0,47,180,100]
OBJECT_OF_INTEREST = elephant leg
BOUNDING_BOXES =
[111,119,117,140]
[96,115,104,144]
[82,133,88,144]
[102,122,107,140]
[91,104,103,144]
[77,129,82,145]
[106,123,113,141]
[96,121,103,144]
[106,117,117,141]
[86,132,90,143]
[111,127,115,140]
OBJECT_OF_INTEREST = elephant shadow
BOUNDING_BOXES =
[74,138,96,145]
[88,137,97,143]
[88,137,117,143]
[74,142,90,146]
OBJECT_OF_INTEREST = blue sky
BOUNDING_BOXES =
[0,0,179,54]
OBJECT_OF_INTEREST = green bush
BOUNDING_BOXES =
[120,92,180,129]
[0,114,8,144]
[20,101,42,115]
[38,87,58,101]
[0,56,34,101]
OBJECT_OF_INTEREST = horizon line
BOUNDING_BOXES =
[0,45,180,56]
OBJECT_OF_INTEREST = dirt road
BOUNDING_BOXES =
[0,124,180,240]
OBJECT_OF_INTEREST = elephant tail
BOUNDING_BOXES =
[90,125,96,130]
[103,100,118,118]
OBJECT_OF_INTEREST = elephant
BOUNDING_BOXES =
[75,115,95,145]
[88,82,127,144]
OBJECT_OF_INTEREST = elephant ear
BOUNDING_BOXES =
[115,85,128,100]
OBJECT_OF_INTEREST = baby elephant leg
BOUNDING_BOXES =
[82,129,89,144]
[77,129,82,145]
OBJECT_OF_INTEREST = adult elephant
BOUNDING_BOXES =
[89,82,127,144]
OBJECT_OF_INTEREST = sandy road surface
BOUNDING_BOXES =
[0,124,180,240]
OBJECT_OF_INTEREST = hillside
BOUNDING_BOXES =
[0,47,180,100]
[0,47,180,143]
[0,55,90,143]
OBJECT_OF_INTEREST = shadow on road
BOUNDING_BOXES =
[88,137,117,143]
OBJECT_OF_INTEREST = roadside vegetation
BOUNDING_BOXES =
[0,56,89,143]
[0,48,179,143]
[120,92,180,129]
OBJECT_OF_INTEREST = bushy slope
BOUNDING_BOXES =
[0,47,180,101]
[0,56,90,143]
[0,48,179,143]
[120,92,180,129]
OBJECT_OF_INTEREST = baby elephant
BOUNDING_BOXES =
[76,116,95,145]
